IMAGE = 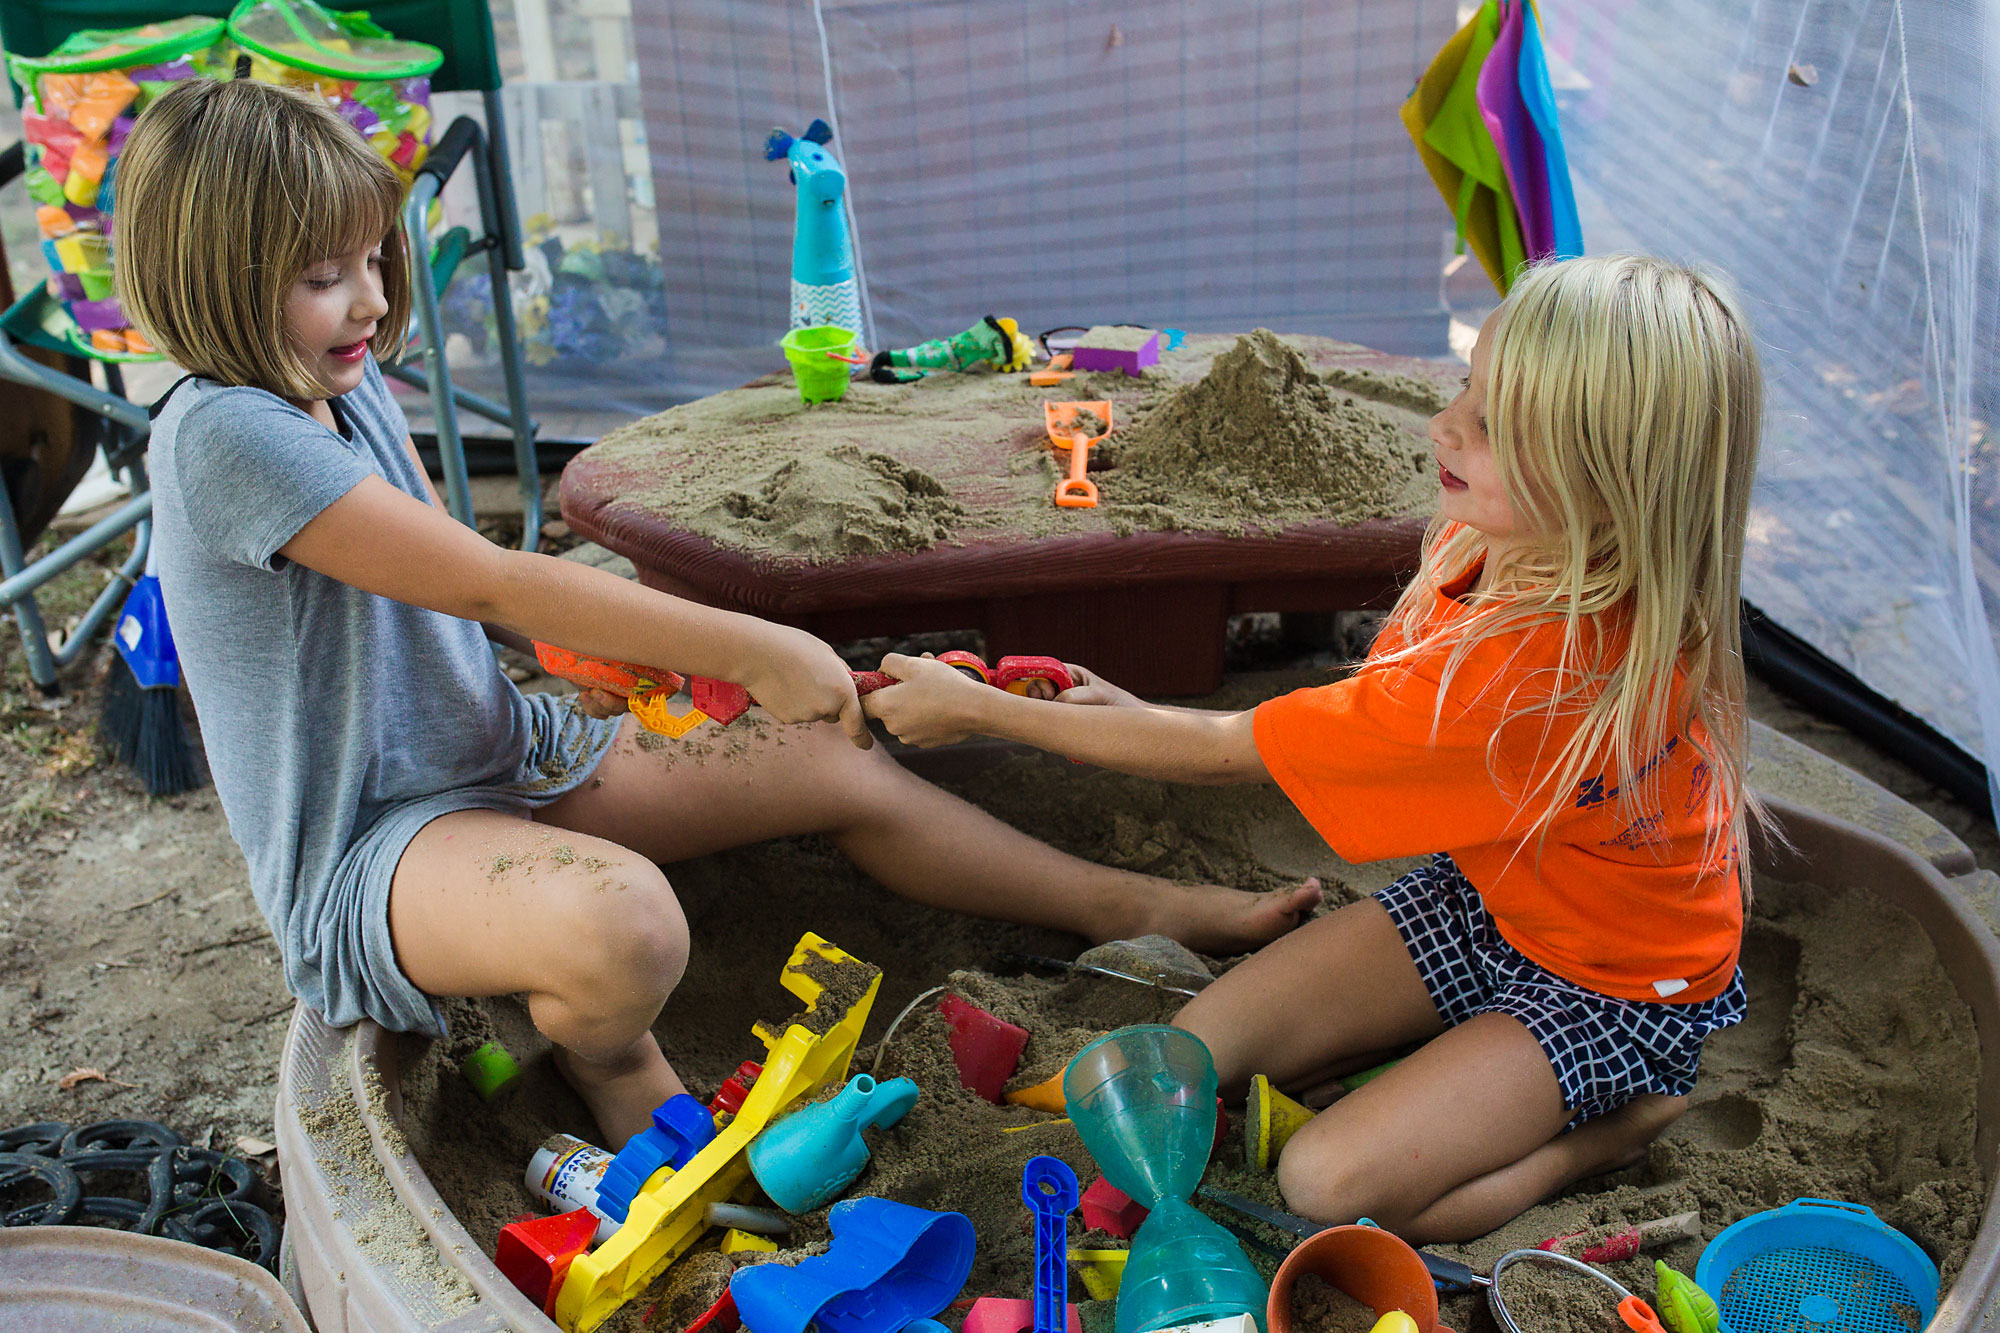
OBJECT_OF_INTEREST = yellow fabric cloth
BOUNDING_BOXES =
[1401,0,1527,292]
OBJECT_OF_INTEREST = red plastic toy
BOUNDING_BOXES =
[708,1059,764,1118]
[937,995,1029,1104]
[935,651,1074,696]
[1078,1177,1149,1240]
[495,1207,600,1315]
[533,643,899,736]
[962,1296,1083,1333]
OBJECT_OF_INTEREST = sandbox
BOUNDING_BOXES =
[271,741,2000,1333]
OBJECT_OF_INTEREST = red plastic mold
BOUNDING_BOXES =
[1078,1178,1148,1239]
[691,677,754,726]
[937,995,1029,1104]
[962,1296,1082,1333]
[494,1207,599,1315]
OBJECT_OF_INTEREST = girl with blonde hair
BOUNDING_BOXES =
[115,77,1319,1148]
[867,254,1762,1238]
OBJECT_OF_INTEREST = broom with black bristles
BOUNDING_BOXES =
[100,543,202,795]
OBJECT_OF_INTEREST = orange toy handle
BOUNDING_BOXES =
[1055,435,1100,509]
[533,642,684,699]
[1618,1297,1667,1333]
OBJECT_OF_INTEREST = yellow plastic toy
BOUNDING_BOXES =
[1653,1261,1720,1333]
[720,1228,780,1256]
[1244,1074,1315,1171]
[1369,1314,1420,1333]
[553,933,884,1332]
[1069,1248,1130,1301]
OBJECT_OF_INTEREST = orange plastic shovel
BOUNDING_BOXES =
[1044,400,1111,509]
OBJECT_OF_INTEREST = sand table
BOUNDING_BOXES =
[389,745,1983,1333]
[573,331,1444,561]
[560,333,1452,695]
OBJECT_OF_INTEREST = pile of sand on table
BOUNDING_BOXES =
[393,757,1982,1333]
[573,332,1440,562]
[1100,330,1434,535]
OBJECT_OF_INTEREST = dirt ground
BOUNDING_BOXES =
[2,526,1997,1314]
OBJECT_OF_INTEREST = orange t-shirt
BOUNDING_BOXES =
[1252,566,1742,1004]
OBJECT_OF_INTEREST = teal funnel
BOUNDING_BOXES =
[1062,1027,1265,1333]
[1119,1199,1269,1333]
[1063,1026,1218,1207]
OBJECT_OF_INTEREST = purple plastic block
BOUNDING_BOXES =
[107,115,136,155]
[340,101,384,137]
[69,297,126,333]
[1070,332,1160,378]
[55,274,86,302]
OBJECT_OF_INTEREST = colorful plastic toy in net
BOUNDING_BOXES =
[227,0,441,187]
[8,17,228,361]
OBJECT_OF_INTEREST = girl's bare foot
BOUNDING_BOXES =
[554,1034,688,1149]
[1115,878,1323,953]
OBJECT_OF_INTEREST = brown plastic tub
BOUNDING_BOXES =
[0,1226,311,1332]
[272,797,2000,1332]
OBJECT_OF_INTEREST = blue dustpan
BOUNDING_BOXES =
[113,550,180,691]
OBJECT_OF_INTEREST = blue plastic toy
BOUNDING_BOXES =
[765,118,863,337]
[1064,1027,1267,1333]
[1515,11,1582,259]
[594,1093,717,1224]
[1694,1198,1938,1333]
[730,1197,975,1333]
[747,1072,919,1214]
[1023,1156,1080,1333]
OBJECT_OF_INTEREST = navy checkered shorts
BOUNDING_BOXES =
[1376,855,1746,1128]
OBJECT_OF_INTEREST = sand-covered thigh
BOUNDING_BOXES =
[391,743,1983,1333]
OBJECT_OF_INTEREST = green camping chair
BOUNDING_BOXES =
[0,0,541,693]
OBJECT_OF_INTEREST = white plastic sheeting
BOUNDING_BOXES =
[1542,0,2000,804]
[630,0,1460,398]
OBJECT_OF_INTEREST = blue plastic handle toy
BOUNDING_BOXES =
[730,1197,975,1333]
[594,1093,718,1223]
[1023,1156,1080,1333]
[748,1072,920,1214]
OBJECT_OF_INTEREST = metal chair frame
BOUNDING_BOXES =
[0,2,540,694]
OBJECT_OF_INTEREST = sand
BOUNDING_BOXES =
[386,749,1982,1333]
[1104,331,1432,534]
[1289,1274,1381,1333]
[1074,326,1160,353]
[576,332,1441,561]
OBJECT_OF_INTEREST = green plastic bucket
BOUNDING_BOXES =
[781,325,859,403]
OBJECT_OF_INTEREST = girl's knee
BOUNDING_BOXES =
[561,858,689,997]
[1275,1131,1411,1227]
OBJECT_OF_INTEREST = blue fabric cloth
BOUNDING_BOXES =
[1376,855,1744,1127]
[1518,13,1584,258]
[148,357,617,1035]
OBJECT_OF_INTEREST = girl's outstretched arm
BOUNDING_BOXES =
[278,473,873,746]
[864,652,1267,784]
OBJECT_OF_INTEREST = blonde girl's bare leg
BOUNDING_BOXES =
[1173,897,1445,1096]
[1271,1013,1572,1240]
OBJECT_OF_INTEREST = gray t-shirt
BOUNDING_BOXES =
[149,358,613,1033]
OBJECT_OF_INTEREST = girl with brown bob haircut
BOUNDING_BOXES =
[118,77,1320,1149]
